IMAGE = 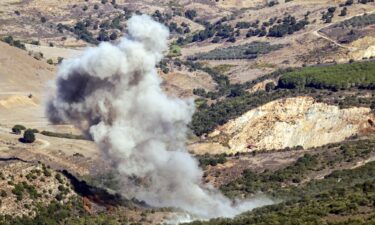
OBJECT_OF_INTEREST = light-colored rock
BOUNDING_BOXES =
[349,36,375,60]
[248,79,277,93]
[209,96,374,153]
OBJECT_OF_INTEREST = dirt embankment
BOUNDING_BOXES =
[191,96,375,154]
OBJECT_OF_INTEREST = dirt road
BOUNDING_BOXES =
[312,10,375,51]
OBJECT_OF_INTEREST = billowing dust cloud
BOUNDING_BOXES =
[46,15,272,219]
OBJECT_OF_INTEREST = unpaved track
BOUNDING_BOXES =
[312,10,375,51]
[0,124,99,175]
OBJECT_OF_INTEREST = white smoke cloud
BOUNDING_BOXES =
[46,14,272,220]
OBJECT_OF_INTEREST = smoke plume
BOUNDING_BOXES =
[46,15,272,219]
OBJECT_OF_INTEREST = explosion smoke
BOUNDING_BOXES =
[46,15,272,219]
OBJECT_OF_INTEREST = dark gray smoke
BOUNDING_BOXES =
[46,14,272,220]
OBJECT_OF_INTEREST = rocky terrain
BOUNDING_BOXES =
[203,96,375,153]
[0,161,75,217]
[0,0,374,224]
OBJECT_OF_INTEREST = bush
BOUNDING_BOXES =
[340,7,348,16]
[278,61,375,91]
[185,10,197,20]
[338,13,375,28]
[109,32,118,40]
[268,15,309,37]
[190,42,284,60]
[1,36,26,50]
[22,129,36,143]
[40,131,86,140]
[0,190,7,198]
[12,125,26,134]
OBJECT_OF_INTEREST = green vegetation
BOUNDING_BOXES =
[40,131,86,140]
[321,7,336,23]
[184,9,197,20]
[190,42,284,60]
[278,61,375,91]
[167,44,181,57]
[0,197,128,225]
[191,89,295,136]
[12,181,40,201]
[338,13,375,28]
[197,153,227,169]
[190,61,375,136]
[22,129,36,143]
[221,139,375,197]
[185,140,375,225]
[12,125,26,134]
[186,61,231,99]
[267,15,309,37]
[1,36,25,50]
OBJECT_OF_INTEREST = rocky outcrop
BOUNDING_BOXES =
[248,79,277,93]
[349,36,375,60]
[208,97,374,153]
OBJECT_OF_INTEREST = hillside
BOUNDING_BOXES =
[191,96,375,154]
[0,0,374,224]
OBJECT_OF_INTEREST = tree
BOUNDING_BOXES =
[23,129,36,143]
[109,32,118,40]
[340,7,347,16]
[328,7,336,13]
[12,125,25,134]
[185,10,197,20]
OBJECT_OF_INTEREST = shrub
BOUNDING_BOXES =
[340,7,348,16]
[278,61,375,91]
[1,36,26,50]
[22,129,36,143]
[12,125,26,134]
[268,15,309,37]
[337,13,375,28]
[0,190,7,198]
[191,42,284,60]
[185,10,197,20]
[109,32,118,40]
[40,131,86,140]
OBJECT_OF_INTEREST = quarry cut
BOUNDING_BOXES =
[209,96,374,153]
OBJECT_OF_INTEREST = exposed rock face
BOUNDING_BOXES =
[209,97,374,153]
[248,79,277,93]
[349,36,375,60]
